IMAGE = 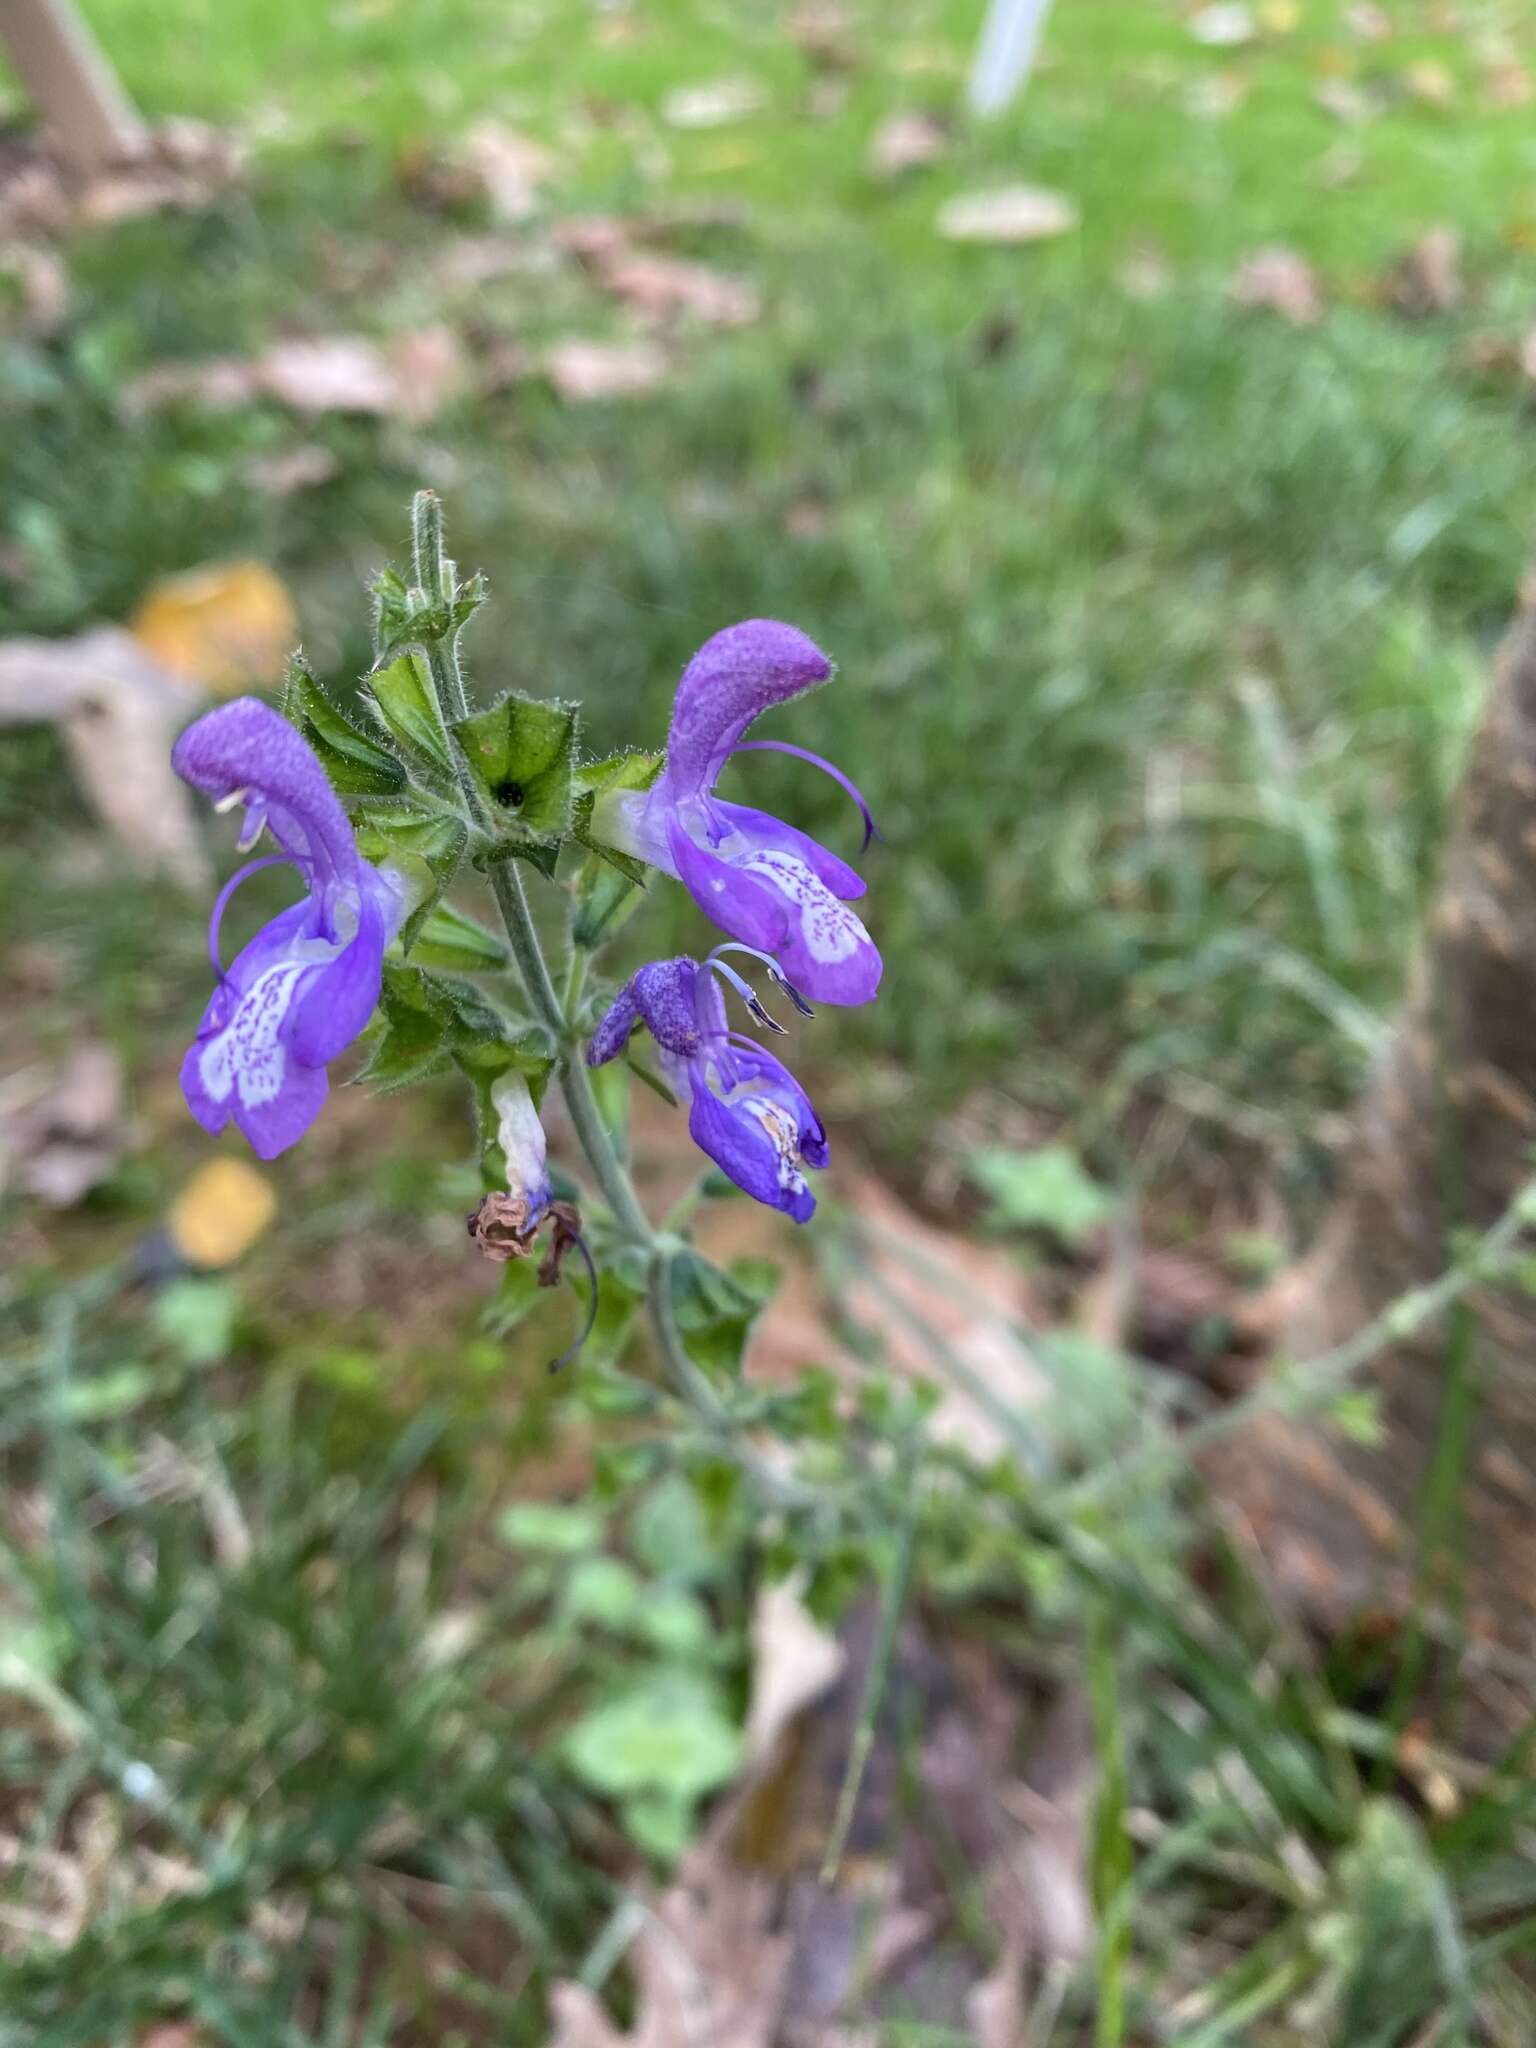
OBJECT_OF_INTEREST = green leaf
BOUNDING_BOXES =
[561,1557,645,1629]
[572,849,648,950]
[406,901,510,972]
[485,1254,544,1334]
[451,691,579,842]
[498,1501,602,1553]
[631,1473,718,1580]
[371,563,487,665]
[970,1143,1114,1247]
[470,834,562,882]
[153,1278,238,1367]
[572,750,664,883]
[622,1790,694,1863]
[668,1250,778,1380]
[354,807,468,954]
[365,651,455,784]
[284,657,406,798]
[356,960,452,1091]
[563,1672,741,1802]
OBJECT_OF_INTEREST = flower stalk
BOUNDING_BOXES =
[406,509,762,1448]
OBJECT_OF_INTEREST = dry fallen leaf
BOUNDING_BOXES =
[1185,69,1251,118]
[74,120,243,227]
[1314,77,1376,121]
[1460,329,1536,385]
[937,185,1079,244]
[463,120,554,221]
[0,626,207,886]
[543,338,670,401]
[120,357,259,415]
[1189,3,1256,46]
[0,1045,127,1208]
[1483,60,1533,108]
[131,561,297,695]
[1230,245,1324,325]
[0,242,69,337]
[257,335,401,414]
[242,444,339,496]
[1403,58,1455,106]
[868,110,948,178]
[597,250,759,328]
[662,77,766,128]
[167,1158,277,1269]
[744,1581,845,1768]
[385,322,469,422]
[1120,241,1172,298]
[1387,226,1462,316]
[547,1844,791,2048]
[1345,1,1392,36]
[125,329,466,425]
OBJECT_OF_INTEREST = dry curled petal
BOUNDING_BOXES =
[466,1190,543,1261]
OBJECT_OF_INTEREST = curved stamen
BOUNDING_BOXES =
[207,855,301,977]
[728,739,882,853]
[548,1228,600,1374]
[707,943,815,1018]
[707,956,787,1035]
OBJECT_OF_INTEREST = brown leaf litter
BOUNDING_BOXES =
[397,120,554,221]
[662,77,767,128]
[0,625,207,886]
[0,1044,129,1208]
[867,111,948,179]
[0,120,241,241]
[1384,226,1463,317]
[548,1584,1094,2047]
[553,212,761,328]
[0,242,69,337]
[542,338,672,402]
[1229,245,1324,325]
[937,185,1080,244]
[122,326,467,424]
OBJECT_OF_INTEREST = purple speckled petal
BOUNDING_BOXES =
[180,899,334,1158]
[709,800,867,902]
[586,982,641,1067]
[719,839,881,1007]
[721,1036,829,1169]
[665,621,831,798]
[287,866,404,1067]
[587,956,726,1067]
[665,814,790,956]
[686,1061,817,1223]
[173,696,361,885]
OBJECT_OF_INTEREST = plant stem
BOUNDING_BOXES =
[411,498,803,1501]
[411,491,468,721]
[819,1459,917,1885]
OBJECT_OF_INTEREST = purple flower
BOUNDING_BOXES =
[593,620,881,1006]
[587,952,829,1222]
[172,697,405,1159]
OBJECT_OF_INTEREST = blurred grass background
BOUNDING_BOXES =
[4,0,1536,2040]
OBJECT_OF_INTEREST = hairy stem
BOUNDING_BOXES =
[411,499,796,1497]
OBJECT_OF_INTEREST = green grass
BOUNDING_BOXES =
[5,0,1536,2039]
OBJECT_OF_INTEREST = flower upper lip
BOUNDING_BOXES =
[592,620,883,1008]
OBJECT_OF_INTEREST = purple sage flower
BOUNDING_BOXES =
[593,620,881,1006]
[587,951,829,1221]
[172,696,405,1159]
